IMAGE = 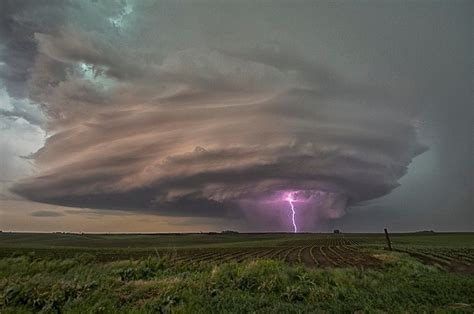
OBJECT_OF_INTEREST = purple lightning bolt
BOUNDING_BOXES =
[285,192,298,233]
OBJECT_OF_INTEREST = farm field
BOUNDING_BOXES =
[0,232,473,312]
[1,232,473,272]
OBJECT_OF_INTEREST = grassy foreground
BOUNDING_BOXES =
[1,252,473,313]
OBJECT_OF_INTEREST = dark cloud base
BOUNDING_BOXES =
[19,187,239,218]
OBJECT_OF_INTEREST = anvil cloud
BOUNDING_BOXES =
[2,0,471,231]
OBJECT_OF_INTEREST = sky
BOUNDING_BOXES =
[0,0,472,233]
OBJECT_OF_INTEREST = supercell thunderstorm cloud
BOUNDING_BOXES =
[1,1,471,232]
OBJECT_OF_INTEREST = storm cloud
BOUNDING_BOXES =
[1,0,471,231]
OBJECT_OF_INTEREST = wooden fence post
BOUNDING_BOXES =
[384,228,392,251]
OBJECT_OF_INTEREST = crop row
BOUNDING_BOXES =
[168,245,379,268]
[397,248,473,266]
[170,245,474,272]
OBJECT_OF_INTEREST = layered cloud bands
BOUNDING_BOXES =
[4,1,426,222]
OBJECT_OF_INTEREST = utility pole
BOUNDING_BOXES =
[384,228,392,251]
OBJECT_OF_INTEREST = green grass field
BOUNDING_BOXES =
[0,232,473,313]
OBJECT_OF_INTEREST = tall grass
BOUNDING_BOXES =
[0,253,472,313]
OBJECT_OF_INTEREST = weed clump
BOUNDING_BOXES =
[117,257,169,281]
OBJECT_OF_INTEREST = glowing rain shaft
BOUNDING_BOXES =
[285,193,298,233]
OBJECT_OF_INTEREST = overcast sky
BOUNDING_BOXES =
[0,0,472,233]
